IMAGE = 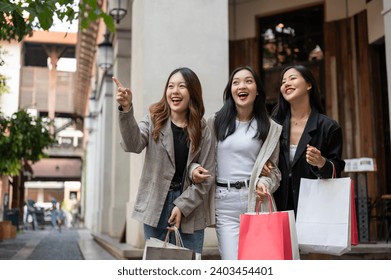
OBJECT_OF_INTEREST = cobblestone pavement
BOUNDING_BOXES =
[0,226,83,260]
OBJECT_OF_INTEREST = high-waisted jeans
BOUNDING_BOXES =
[215,186,249,260]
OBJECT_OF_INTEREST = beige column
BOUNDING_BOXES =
[383,0,391,140]
[109,18,132,237]
[98,76,115,234]
[46,47,59,134]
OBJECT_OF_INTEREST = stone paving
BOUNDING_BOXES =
[0,226,97,260]
[3,224,391,261]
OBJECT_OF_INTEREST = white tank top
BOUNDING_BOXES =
[290,144,297,163]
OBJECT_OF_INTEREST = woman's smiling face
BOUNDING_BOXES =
[231,69,258,109]
[280,68,312,104]
[166,72,190,115]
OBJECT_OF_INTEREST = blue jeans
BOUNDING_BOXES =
[143,190,205,254]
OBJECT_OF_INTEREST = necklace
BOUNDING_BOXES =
[291,116,309,126]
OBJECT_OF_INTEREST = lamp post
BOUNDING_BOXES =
[97,32,113,71]
[109,0,127,24]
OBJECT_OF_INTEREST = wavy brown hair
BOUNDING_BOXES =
[149,67,205,153]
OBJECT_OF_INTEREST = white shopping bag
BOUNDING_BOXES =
[296,177,352,256]
[142,228,195,260]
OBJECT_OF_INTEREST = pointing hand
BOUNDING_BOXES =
[112,77,132,112]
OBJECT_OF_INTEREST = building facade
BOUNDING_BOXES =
[0,30,83,225]
[82,0,390,252]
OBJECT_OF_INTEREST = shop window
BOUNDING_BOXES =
[260,5,324,69]
[258,5,325,106]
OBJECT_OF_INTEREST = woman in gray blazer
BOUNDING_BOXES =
[113,67,215,256]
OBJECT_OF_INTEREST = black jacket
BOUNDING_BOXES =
[273,108,345,214]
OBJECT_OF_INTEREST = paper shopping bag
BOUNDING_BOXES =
[296,177,352,256]
[238,194,300,260]
[142,228,195,260]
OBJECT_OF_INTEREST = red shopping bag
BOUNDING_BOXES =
[351,180,359,246]
[332,163,358,246]
[331,162,358,245]
[238,194,299,260]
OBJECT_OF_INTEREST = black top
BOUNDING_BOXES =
[171,122,189,184]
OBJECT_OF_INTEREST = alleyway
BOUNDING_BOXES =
[0,226,115,260]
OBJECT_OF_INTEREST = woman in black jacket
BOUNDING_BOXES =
[271,64,345,215]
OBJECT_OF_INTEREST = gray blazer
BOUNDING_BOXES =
[118,106,216,234]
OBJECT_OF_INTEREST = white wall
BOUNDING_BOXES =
[132,0,229,120]
[367,0,384,44]
[0,41,21,116]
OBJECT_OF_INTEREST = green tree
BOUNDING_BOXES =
[0,0,114,42]
[0,74,10,95]
[0,110,54,175]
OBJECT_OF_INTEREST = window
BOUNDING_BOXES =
[260,5,324,69]
[258,5,325,106]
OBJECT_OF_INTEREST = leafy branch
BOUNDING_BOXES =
[0,0,115,42]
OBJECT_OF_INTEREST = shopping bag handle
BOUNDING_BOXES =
[255,192,272,214]
[330,160,336,178]
[163,226,185,248]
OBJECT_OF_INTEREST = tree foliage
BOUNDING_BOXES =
[0,0,115,42]
[0,110,54,175]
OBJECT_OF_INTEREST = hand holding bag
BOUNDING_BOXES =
[142,227,195,260]
[296,163,354,256]
[238,193,300,260]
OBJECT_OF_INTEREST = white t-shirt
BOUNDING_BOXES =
[216,119,262,183]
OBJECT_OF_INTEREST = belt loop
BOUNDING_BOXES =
[227,181,230,190]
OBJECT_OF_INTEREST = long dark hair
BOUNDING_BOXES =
[149,67,205,153]
[272,64,324,123]
[214,66,270,142]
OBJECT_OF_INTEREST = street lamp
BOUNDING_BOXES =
[109,0,127,24]
[97,32,113,71]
